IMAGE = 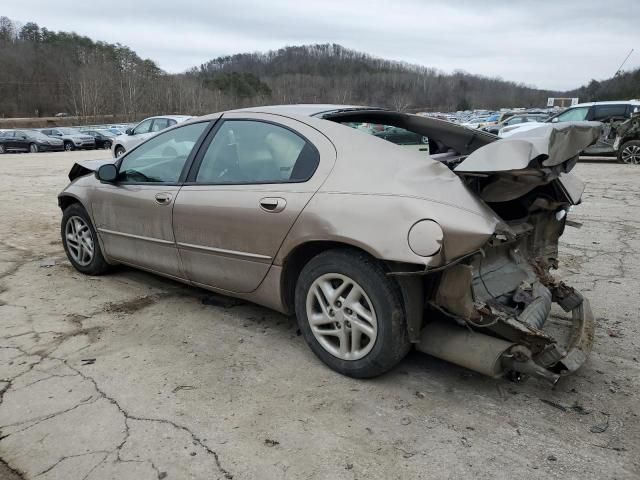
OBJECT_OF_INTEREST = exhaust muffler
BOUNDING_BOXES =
[416,321,559,383]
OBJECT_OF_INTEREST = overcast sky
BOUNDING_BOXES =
[3,0,638,90]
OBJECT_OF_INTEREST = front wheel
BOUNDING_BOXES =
[61,203,110,275]
[295,249,410,378]
[618,140,640,165]
[103,141,112,150]
[29,143,39,153]
[0,144,5,154]
[114,146,125,157]
[64,142,74,151]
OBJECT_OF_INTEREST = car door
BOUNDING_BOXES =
[13,131,29,151]
[173,113,336,293]
[2,131,16,151]
[589,104,630,154]
[124,119,154,150]
[91,121,211,279]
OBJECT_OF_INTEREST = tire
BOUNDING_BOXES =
[103,141,112,150]
[61,203,110,275]
[64,141,74,151]
[295,248,410,378]
[29,143,39,153]
[114,145,125,157]
[0,144,5,154]
[617,140,640,165]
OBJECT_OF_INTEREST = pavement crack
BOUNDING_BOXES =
[0,456,26,480]
[59,359,234,479]
[33,450,110,478]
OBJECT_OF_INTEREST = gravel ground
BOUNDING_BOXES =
[0,150,638,480]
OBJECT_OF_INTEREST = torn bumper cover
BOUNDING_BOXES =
[418,279,594,384]
[550,290,595,374]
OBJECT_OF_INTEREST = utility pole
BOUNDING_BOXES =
[614,49,634,77]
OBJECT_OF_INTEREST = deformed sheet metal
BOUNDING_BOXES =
[455,122,602,173]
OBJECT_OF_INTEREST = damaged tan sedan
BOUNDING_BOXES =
[59,105,599,383]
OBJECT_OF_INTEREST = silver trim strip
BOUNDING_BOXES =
[176,241,271,261]
[97,228,175,245]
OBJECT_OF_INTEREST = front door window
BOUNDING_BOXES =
[118,122,209,183]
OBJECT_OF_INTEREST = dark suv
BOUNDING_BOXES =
[504,101,640,157]
[547,101,640,156]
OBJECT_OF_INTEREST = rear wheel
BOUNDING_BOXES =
[0,144,5,154]
[61,203,110,275]
[114,145,125,157]
[29,143,39,153]
[618,140,640,164]
[295,249,410,378]
[64,141,74,151]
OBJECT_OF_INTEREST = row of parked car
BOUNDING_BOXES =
[0,126,124,154]
[0,116,193,158]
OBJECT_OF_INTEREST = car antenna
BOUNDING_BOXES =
[613,48,634,77]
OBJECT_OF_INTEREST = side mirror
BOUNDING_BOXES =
[551,117,559,123]
[125,128,133,135]
[96,164,118,183]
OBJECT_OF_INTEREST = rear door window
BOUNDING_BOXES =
[593,105,629,121]
[194,120,319,184]
[151,118,171,132]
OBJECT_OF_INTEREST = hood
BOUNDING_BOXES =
[68,158,115,181]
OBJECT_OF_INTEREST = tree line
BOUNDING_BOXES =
[0,17,637,122]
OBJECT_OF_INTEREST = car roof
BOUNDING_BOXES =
[571,100,640,108]
[145,115,192,121]
[226,104,379,117]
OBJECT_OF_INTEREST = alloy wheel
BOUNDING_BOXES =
[65,215,94,266]
[30,144,38,153]
[305,273,378,361]
[65,143,73,151]
[621,145,640,164]
[0,145,5,154]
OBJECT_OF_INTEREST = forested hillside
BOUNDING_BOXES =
[0,17,637,121]
[566,68,640,103]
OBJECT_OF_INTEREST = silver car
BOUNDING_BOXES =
[111,115,192,158]
[58,105,599,383]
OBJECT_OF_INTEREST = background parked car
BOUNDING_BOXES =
[80,129,117,149]
[39,127,96,151]
[613,112,640,164]
[500,100,640,156]
[483,113,549,134]
[111,115,191,157]
[0,129,65,153]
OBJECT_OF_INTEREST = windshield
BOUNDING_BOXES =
[58,127,81,135]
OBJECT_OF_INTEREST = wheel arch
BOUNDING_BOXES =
[279,240,428,341]
[58,193,82,211]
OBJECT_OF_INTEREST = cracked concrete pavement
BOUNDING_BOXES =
[0,151,638,479]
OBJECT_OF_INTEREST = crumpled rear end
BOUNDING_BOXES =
[416,123,600,383]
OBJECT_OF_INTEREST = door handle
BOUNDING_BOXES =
[259,197,287,213]
[155,192,173,205]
